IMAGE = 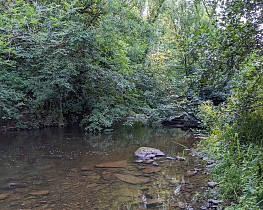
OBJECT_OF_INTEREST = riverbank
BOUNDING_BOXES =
[198,127,263,209]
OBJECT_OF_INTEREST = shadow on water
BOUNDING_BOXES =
[0,124,209,209]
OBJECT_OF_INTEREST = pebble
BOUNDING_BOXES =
[208,199,222,205]
[208,181,219,188]
[166,156,175,160]
[152,161,159,166]
[176,156,186,161]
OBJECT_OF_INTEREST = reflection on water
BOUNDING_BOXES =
[0,124,208,209]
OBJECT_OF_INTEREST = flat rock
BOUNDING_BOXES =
[0,193,9,200]
[28,190,50,196]
[135,147,165,160]
[95,160,128,168]
[115,174,151,184]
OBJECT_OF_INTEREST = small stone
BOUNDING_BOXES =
[166,156,175,160]
[208,181,219,188]
[176,156,186,161]
[206,160,215,165]
[152,161,159,166]
[208,199,222,205]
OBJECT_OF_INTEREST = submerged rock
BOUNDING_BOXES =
[28,190,50,196]
[95,160,128,168]
[1,182,28,190]
[143,167,161,174]
[115,174,151,185]
[0,193,9,200]
[146,198,163,208]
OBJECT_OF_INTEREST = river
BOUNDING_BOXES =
[0,124,210,209]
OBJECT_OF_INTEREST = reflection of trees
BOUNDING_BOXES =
[0,125,190,161]
[85,124,189,152]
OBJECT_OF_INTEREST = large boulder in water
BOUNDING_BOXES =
[161,112,201,129]
[134,147,165,160]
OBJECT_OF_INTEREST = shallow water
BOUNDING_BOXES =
[0,125,209,209]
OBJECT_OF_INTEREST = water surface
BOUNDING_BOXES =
[0,125,208,209]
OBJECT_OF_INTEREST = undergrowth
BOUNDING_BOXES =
[198,103,263,209]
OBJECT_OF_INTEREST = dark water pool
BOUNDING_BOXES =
[0,125,209,209]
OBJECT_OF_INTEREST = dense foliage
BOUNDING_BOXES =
[0,0,262,208]
[0,0,169,131]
